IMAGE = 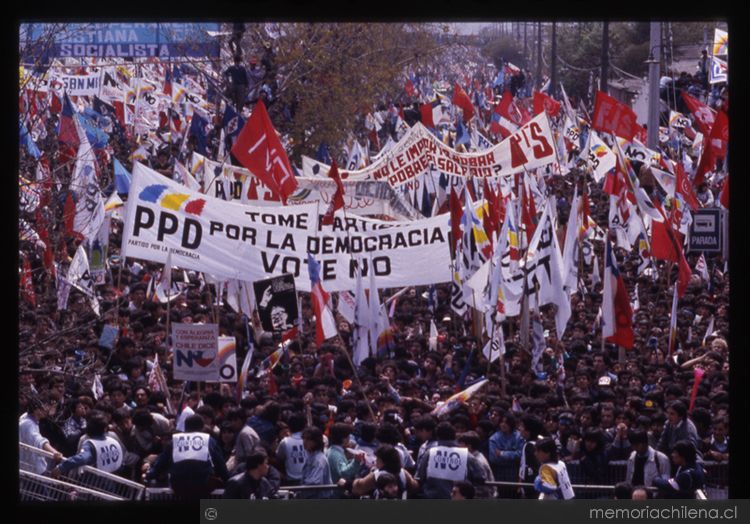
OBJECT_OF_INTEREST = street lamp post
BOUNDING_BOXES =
[646,21,661,150]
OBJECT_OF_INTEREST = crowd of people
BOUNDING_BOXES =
[18,27,729,502]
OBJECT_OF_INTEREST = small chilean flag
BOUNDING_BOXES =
[307,254,338,345]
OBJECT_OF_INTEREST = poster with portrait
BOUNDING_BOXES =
[253,274,299,333]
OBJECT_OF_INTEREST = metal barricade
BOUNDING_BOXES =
[19,443,145,501]
[20,470,124,502]
[143,487,224,501]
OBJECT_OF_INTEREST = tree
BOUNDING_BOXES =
[234,23,443,163]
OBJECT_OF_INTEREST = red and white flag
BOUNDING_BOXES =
[321,160,345,225]
[602,241,634,349]
[591,91,639,141]
[307,254,338,345]
[231,100,298,203]
[695,253,710,282]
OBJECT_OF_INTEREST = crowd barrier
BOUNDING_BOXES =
[19,443,728,501]
[20,470,124,502]
[19,443,146,501]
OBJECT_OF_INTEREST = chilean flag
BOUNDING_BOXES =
[420,97,443,129]
[602,241,634,349]
[58,94,81,149]
[307,254,338,345]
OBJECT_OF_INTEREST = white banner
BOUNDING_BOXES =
[193,153,419,219]
[301,113,558,188]
[54,72,103,97]
[172,323,219,381]
[121,163,452,292]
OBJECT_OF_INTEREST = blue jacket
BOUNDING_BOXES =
[488,430,524,478]
[247,415,277,446]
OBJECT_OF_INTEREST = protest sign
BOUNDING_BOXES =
[172,323,219,381]
[214,336,238,383]
[253,274,299,333]
[121,163,452,292]
[301,113,558,188]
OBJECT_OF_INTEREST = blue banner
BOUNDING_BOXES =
[21,23,220,60]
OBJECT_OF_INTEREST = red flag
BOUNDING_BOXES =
[482,179,498,244]
[603,163,626,197]
[675,163,700,211]
[707,110,729,159]
[405,79,416,98]
[231,100,298,203]
[591,91,639,140]
[449,188,463,252]
[509,134,529,168]
[63,192,76,237]
[688,367,706,412]
[719,176,729,209]
[693,143,715,188]
[533,91,561,118]
[651,202,691,297]
[681,91,716,136]
[452,82,475,122]
[20,255,36,307]
[521,184,536,240]
[321,160,345,225]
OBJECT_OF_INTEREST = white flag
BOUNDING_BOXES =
[482,324,505,363]
[591,253,602,288]
[353,265,370,366]
[561,187,580,294]
[92,373,104,401]
[429,319,438,352]
[67,243,100,316]
[71,128,105,241]
[337,291,356,324]
[702,316,715,347]
[695,254,710,282]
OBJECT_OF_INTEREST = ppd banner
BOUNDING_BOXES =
[121,163,452,292]
[253,274,299,333]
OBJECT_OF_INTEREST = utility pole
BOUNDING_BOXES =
[524,22,528,65]
[647,21,661,150]
[601,20,609,95]
[536,21,542,89]
[550,22,557,97]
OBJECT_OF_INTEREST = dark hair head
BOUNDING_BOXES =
[288,413,306,433]
[131,408,154,428]
[184,414,205,432]
[668,401,687,419]
[436,421,456,441]
[629,429,649,446]
[520,415,546,440]
[329,423,353,446]
[415,415,436,432]
[583,428,605,453]
[457,431,481,450]
[453,480,475,499]
[302,426,324,451]
[246,449,268,471]
[375,423,401,446]
[227,407,247,423]
[112,407,132,424]
[26,395,45,414]
[261,401,281,423]
[360,422,377,442]
[535,437,559,461]
[375,471,398,491]
[375,444,401,475]
[85,410,108,437]
[501,413,517,431]
[614,481,633,500]
[672,440,697,465]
